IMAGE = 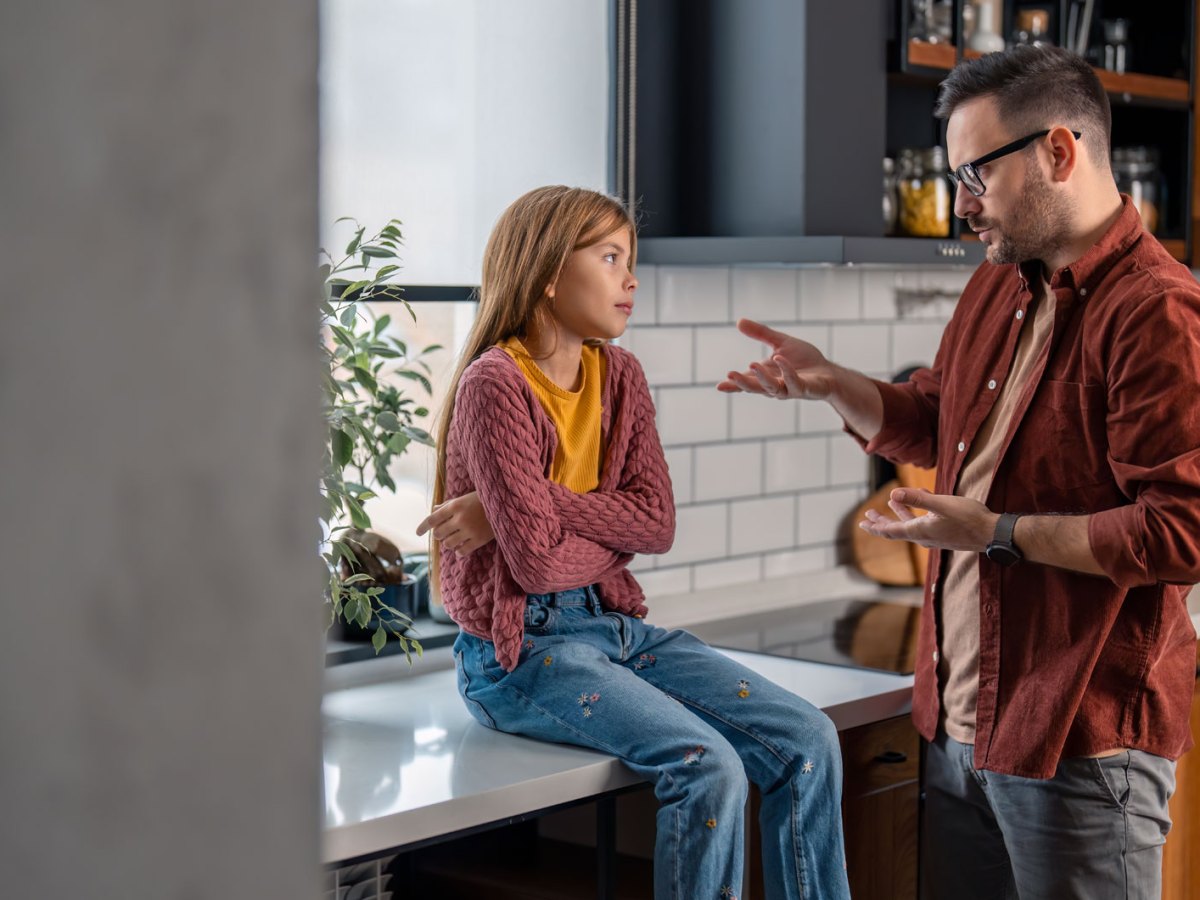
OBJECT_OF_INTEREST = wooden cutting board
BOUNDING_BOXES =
[850,463,937,586]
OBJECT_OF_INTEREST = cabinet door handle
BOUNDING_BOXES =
[874,750,908,764]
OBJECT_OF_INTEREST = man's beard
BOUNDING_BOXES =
[972,157,1073,266]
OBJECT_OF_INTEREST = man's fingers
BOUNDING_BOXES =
[890,488,947,514]
[722,370,768,395]
[737,318,790,349]
[750,362,783,396]
[888,497,917,522]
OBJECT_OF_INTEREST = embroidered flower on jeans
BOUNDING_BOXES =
[683,745,706,766]
[523,639,535,651]
[802,760,814,775]
[705,818,717,829]
[633,653,657,670]
[737,679,750,699]
[720,888,738,899]
[583,707,592,718]
[543,655,553,666]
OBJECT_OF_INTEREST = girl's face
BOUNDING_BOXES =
[546,226,637,343]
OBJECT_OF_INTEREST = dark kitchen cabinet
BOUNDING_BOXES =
[619,0,1198,266]
[891,0,1197,263]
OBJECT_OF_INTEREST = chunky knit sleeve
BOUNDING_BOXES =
[548,351,675,554]
[454,365,631,594]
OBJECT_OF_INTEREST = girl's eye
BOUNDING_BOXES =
[603,252,618,263]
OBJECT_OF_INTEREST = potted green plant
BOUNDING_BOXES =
[320,218,440,657]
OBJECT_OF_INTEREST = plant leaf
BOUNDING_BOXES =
[376,411,400,431]
[372,625,387,653]
[332,429,353,467]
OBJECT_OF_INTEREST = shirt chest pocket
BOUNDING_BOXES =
[1015,380,1109,493]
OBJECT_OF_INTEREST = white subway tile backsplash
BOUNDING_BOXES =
[636,566,693,599]
[632,264,658,324]
[664,447,693,505]
[828,433,870,486]
[623,326,694,385]
[731,393,799,439]
[627,553,656,573]
[694,325,764,385]
[891,322,944,371]
[799,400,846,434]
[732,267,799,322]
[830,323,891,376]
[659,503,729,566]
[658,266,731,324]
[919,267,973,295]
[797,268,861,321]
[764,436,828,493]
[861,269,920,320]
[694,442,764,501]
[762,547,828,578]
[692,556,763,590]
[657,386,730,445]
[798,486,866,546]
[730,495,796,555]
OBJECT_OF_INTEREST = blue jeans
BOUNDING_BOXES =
[453,585,851,900]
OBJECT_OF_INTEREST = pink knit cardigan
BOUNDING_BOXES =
[439,343,675,670]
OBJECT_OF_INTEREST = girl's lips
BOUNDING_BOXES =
[616,303,633,316]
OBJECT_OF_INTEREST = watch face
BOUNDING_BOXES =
[986,543,1021,567]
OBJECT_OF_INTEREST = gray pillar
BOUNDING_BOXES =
[0,3,323,898]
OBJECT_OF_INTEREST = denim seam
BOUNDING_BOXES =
[790,778,811,900]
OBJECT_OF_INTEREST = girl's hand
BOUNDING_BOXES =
[416,491,496,555]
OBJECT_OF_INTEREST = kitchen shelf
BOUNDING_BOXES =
[906,40,1189,108]
[907,38,956,70]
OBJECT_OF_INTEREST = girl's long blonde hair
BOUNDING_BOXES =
[430,186,637,589]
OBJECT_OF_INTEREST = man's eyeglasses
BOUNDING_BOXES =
[946,129,1082,197]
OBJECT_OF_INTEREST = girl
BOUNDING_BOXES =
[418,185,850,900]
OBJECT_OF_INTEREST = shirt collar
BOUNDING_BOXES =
[1013,196,1143,300]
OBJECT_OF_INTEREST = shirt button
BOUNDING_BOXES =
[932,650,940,662]
[1080,287,1088,296]
[1016,309,1024,320]
[957,441,966,452]
[987,379,997,390]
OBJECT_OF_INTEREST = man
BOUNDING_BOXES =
[721,45,1200,900]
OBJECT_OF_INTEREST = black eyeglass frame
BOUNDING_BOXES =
[946,128,1082,197]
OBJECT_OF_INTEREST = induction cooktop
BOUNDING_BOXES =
[688,596,922,675]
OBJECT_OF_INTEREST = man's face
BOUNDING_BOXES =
[945,97,1071,267]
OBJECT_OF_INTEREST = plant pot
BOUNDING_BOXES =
[334,554,430,642]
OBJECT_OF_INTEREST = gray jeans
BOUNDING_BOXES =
[920,730,1176,900]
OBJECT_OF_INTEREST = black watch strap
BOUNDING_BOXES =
[984,512,1023,566]
[993,512,1019,546]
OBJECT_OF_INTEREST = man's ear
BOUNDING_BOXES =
[1047,126,1079,184]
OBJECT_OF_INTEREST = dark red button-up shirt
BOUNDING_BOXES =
[865,198,1200,778]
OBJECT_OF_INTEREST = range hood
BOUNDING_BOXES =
[618,0,976,267]
[638,235,985,267]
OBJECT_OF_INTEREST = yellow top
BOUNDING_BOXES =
[498,337,605,493]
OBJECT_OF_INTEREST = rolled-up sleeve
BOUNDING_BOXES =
[1090,287,1200,587]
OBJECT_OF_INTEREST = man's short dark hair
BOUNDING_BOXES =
[934,45,1111,169]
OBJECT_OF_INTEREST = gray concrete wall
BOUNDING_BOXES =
[0,3,323,897]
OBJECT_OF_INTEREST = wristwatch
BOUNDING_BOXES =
[984,513,1023,567]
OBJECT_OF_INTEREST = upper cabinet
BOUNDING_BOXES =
[892,0,1195,263]
[623,0,1196,266]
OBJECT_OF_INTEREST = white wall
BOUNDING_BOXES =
[621,263,972,596]
[0,4,323,898]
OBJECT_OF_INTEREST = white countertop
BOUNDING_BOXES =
[321,570,1200,865]
[321,648,912,864]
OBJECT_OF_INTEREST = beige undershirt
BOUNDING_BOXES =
[939,272,1056,745]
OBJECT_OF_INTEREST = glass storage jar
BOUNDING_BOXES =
[898,146,951,237]
[883,156,899,236]
[1112,146,1161,234]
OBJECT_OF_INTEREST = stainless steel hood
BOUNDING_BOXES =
[638,235,985,267]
